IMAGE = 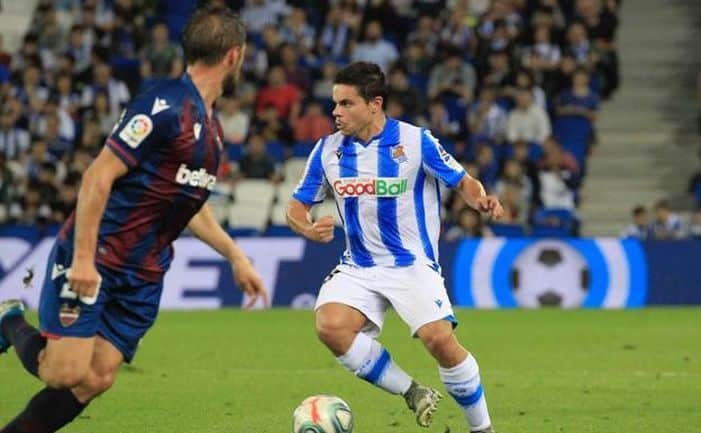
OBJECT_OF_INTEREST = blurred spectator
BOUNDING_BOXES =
[482,49,513,88]
[688,207,701,239]
[351,21,398,73]
[537,142,578,210]
[521,24,561,83]
[495,158,533,213]
[688,165,701,207]
[218,97,250,145]
[0,108,30,160]
[427,47,476,102]
[407,15,439,56]
[279,43,312,93]
[427,99,461,142]
[444,207,494,241]
[506,86,551,144]
[238,134,279,182]
[620,205,652,240]
[553,67,598,171]
[318,6,356,61]
[42,112,73,158]
[255,66,302,122]
[80,62,130,118]
[140,22,184,79]
[0,34,11,67]
[439,6,477,54]
[241,0,290,34]
[313,61,337,102]
[280,7,315,51]
[0,154,15,222]
[294,101,333,143]
[53,72,81,119]
[51,172,79,223]
[651,200,685,240]
[388,66,424,118]
[468,86,507,142]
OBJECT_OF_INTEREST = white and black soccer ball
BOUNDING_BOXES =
[292,395,354,433]
[509,240,589,308]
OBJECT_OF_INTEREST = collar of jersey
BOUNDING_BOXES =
[344,117,400,149]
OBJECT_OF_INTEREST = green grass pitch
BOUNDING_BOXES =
[1,308,699,432]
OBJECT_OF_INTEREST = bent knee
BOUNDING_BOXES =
[41,363,89,389]
[423,330,457,355]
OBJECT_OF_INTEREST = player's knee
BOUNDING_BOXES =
[41,362,89,389]
[88,371,116,396]
[422,329,456,358]
[315,314,350,347]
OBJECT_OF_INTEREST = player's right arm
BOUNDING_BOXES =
[69,147,129,299]
[70,94,178,299]
[286,138,335,243]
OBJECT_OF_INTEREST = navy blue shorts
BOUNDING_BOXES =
[38,244,163,363]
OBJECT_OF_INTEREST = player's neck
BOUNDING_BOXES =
[355,114,386,143]
[186,65,224,117]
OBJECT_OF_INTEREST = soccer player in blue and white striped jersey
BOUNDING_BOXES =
[287,62,504,433]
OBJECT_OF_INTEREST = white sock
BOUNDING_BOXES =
[439,354,492,432]
[337,332,412,395]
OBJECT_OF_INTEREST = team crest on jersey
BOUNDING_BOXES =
[59,303,81,327]
[335,148,342,159]
[119,114,153,148]
[391,145,408,163]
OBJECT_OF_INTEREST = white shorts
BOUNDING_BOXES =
[315,263,456,337]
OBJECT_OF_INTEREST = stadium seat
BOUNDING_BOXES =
[266,141,286,163]
[531,225,572,238]
[489,223,526,237]
[228,202,270,232]
[292,141,315,157]
[234,179,276,206]
[269,202,289,226]
[283,158,308,183]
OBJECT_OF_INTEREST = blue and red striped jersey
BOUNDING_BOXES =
[58,73,223,282]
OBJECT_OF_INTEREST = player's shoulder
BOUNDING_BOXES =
[317,130,345,151]
[129,78,188,116]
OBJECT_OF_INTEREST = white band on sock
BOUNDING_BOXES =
[439,354,491,431]
[336,333,412,395]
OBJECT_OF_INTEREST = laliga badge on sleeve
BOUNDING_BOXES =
[119,114,153,148]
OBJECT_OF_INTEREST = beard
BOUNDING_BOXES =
[221,70,239,97]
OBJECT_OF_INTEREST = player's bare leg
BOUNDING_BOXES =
[416,320,494,433]
[316,303,439,427]
[72,336,123,403]
[0,302,97,433]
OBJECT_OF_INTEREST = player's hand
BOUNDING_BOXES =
[68,256,101,301]
[305,215,335,243]
[475,195,504,220]
[232,257,268,309]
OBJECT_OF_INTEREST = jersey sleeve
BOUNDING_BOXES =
[421,128,466,188]
[292,138,327,205]
[105,93,179,168]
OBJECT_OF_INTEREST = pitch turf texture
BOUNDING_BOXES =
[1,309,699,433]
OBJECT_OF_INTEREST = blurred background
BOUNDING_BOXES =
[0,0,700,309]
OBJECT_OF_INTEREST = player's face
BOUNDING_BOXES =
[332,84,379,137]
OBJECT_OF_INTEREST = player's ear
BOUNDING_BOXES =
[227,45,244,67]
[370,96,383,114]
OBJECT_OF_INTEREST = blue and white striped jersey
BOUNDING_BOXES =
[293,118,466,269]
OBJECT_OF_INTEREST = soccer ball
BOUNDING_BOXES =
[509,240,589,308]
[292,394,354,433]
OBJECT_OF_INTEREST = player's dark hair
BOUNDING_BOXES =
[632,205,646,216]
[334,62,388,105]
[182,5,246,66]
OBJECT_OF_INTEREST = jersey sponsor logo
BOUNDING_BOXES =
[175,163,217,190]
[333,177,408,197]
[151,97,170,115]
[391,145,408,163]
[119,114,153,148]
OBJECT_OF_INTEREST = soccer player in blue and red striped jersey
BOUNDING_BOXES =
[0,7,265,433]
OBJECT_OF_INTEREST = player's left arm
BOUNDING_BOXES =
[187,203,268,308]
[456,174,504,220]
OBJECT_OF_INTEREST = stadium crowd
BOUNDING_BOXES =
[0,0,623,237]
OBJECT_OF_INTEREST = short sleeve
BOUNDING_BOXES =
[421,129,466,188]
[105,94,178,168]
[292,138,327,205]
